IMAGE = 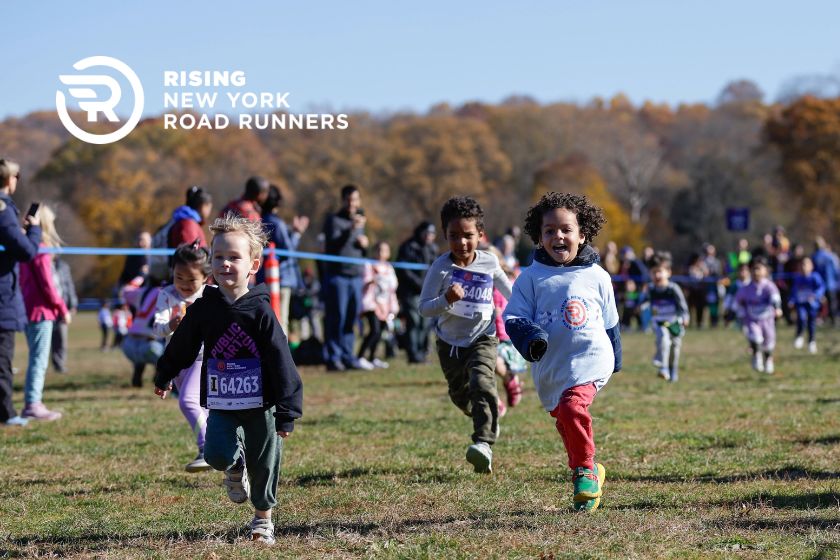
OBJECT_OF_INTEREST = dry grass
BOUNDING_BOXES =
[2,313,840,558]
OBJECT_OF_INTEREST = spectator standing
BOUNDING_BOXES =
[321,184,370,371]
[219,176,269,222]
[50,255,78,373]
[813,237,839,326]
[19,205,69,421]
[258,185,309,334]
[396,221,438,364]
[0,158,41,426]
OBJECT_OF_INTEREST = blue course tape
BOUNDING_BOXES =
[0,245,430,270]
[0,246,799,279]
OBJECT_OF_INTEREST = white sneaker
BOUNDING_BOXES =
[466,442,493,473]
[372,358,390,369]
[657,369,669,380]
[250,516,276,545]
[794,336,804,349]
[185,452,211,473]
[356,357,375,371]
[752,353,765,373]
[764,357,774,375]
[223,462,250,504]
[809,341,818,354]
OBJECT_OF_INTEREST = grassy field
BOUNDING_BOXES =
[2,313,840,559]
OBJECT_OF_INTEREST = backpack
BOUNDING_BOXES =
[148,218,176,282]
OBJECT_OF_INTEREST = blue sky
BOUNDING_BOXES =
[4,0,840,119]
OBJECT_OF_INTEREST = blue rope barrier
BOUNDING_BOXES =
[0,246,803,279]
[0,245,430,270]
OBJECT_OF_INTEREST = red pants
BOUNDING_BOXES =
[549,383,597,471]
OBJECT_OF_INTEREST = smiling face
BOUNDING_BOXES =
[751,262,768,282]
[211,232,261,300]
[446,217,481,267]
[173,261,207,299]
[540,208,585,265]
[651,265,671,287]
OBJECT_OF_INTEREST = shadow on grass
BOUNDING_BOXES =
[717,491,840,510]
[6,510,551,554]
[796,435,840,445]
[614,466,840,484]
[719,517,840,532]
[285,466,461,487]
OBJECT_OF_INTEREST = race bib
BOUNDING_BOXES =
[747,303,773,319]
[207,358,263,410]
[449,268,494,320]
[795,289,815,304]
[651,300,677,321]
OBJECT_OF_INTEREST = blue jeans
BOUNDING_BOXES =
[795,304,817,342]
[323,274,362,366]
[121,335,164,366]
[24,320,54,405]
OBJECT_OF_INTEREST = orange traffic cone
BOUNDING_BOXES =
[265,242,282,321]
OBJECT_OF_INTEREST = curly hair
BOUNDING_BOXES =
[210,212,268,260]
[440,196,485,232]
[523,192,606,245]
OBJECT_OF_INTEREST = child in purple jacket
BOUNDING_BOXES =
[735,257,782,374]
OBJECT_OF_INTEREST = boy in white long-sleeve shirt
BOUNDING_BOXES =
[420,196,512,474]
[504,192,621,512]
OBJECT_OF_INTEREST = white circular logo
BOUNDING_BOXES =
[56,56,144,145]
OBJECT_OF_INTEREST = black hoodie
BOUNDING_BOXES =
[154,284,303,432]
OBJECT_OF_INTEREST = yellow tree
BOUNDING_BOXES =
[533,153,645,249]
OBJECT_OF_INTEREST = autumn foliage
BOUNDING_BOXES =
[1,85,837,296]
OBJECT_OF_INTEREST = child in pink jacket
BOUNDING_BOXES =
[19,205,69,421]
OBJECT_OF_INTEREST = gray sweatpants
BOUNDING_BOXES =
[653,324,683,379]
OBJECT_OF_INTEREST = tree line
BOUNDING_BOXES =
[1,80,838,296]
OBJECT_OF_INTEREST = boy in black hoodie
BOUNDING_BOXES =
[154,214,303,545]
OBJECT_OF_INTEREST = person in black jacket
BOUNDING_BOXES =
[51,256,78,374]
[154,214,302,546]
[396,221,438,363]
[0,158,41,427]
[320,184,370,371]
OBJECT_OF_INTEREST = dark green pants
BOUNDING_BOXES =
[436,335,499,445]
[204,407,283,511]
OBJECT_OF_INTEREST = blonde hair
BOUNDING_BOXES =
[38,204,63,248]
[0,158,20,184]
[209,212,267,259]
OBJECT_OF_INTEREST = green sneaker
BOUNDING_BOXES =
[573,463,604,502]
[573,463,606,512]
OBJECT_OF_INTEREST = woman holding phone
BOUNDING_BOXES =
[19,204,69,421]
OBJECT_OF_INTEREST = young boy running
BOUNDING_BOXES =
[648,253,689,382]
[420,196,512,473]
[154,214,303,545]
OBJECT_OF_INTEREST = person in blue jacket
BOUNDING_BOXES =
[0,158,42,427]
[812,237,839,327]
[791,256,825,354]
